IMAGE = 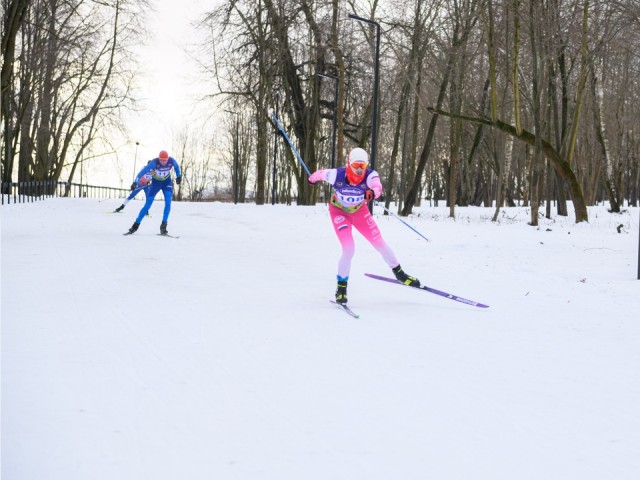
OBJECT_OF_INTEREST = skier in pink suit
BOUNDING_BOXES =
[308,147,420,304]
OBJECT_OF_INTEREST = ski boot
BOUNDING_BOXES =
[128,222,140,234]
[160,222,168,235]
[392,265,420,287]
[335,280,348,304]
[114,204,125,213]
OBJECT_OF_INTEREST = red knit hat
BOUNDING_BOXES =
[158,150,169,160]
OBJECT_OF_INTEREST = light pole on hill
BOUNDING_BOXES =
[316,73,338,169]
[132,141,139,178]
[348,14,381,173]
[80,128,85,189]
[349,14,380,214]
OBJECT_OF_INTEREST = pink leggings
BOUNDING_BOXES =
[329,203,399,279]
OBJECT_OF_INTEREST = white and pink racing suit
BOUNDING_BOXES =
[308,167,400,280]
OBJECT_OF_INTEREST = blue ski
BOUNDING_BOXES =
[365,273,489,308]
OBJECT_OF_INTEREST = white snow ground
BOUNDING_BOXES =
[2,198,640,480]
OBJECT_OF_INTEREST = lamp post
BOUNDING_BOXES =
[233,117,239,204]
[80,128,85,189]
[317,73,338,169]
[272,87,280,205]
[132,141,139,178]
[349,14,381,172]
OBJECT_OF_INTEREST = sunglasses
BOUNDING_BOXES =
[351,161,368,169]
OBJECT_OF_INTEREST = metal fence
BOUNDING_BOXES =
[1,181,129,205]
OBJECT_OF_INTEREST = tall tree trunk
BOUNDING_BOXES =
[528,0,544,226]
[265,0,322,205]
[563,0,590,174]
[463,76,490,206]
[384,0,425,211]
[448,51,464,218]
[590,60,620,212]
[34,0,58,181]
[1,0,31,189]
[330,0,346,166]
[512,0,522,136]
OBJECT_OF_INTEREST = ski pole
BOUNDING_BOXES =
[266,108,428,242]
[374,201,430,242]
[267,109,311,176]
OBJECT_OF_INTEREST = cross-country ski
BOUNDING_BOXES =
[330,300,360,318]
[365,273,489,308]
[122,232,179,238]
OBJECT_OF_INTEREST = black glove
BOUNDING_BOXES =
[130,182,137,191]
[176,176,182,185]
[365,189,375,203]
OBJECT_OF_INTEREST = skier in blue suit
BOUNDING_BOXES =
[127,150,182,235]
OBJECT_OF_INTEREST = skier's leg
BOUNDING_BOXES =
[352,208,420,285]
[329,204,356,279]
[351,206,399,267]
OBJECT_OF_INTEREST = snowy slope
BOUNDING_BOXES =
[2,199,640,479]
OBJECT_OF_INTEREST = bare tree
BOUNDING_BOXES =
[1,0,31,190]
[2,0,145,194]
[199,0,640,215]
[402,0,481,216]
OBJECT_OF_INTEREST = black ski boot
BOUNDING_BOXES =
[114,204,125,213]
[160,222,168,235]
[128,222,140,234]
[392,265,420,287]
[335,280,348,304]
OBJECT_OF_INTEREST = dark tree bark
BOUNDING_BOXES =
[1,0,31,189]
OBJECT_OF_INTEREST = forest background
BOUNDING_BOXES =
[2,0,640,225]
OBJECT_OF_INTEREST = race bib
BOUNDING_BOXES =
[334,190,365,207]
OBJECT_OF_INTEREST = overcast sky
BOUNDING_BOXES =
[127,1,211,159]
[90,0,217,189]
